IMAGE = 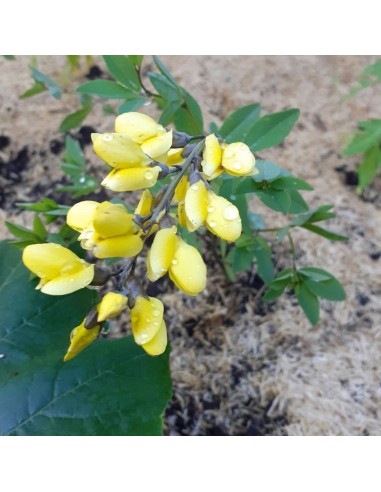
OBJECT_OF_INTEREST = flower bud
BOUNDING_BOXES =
[101,166,161,192]
[184,179,208,231]
[97,292,128,322]
[201,134,222,177]
[64,319,100,362]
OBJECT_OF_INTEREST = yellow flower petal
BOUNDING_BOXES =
[92,133,150,169]
[221,142,256,175]
[66,201,99,232]
[22,243,94,294]
[147,226,177,282]
[202,167,224,181]
[174,176,188,202]
[135,190,153,216]
[93,234,143,259]
[205,192,242,242]
[141,130,173,159]
[64,319,100,362]
[201,134,222,177]
[115,112,166,143]
[101,166,161,192]
[184,180,208,231]
[93,201,136,238]
[169,237,207,295]
[131,296,164,345]
[40,264,95,295]
[97,292,128,322]
[164,148,184,166]
[141,320,167,356]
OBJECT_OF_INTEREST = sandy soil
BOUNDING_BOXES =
[1,55,380,435]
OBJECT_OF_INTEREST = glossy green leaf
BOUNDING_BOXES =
[32,216,47,240]
[287,191,309,214]
[103,55,140,91]
[152,55,178,86]
[295,282,320,325]
[59,105,92,133]
[245,108,300,151]
[128,55,144,66]
[219,103,261,142]
[64,135,85,166]
[271,176,313,191]
[5,221,38,241]
[160,100,183,126]
[173,91,204,135]
[253,160,290,182]
[77,80,134,99]
[0,242,172,436]
[256,189,292,214]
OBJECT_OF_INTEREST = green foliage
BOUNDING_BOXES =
[343,59,381,192]
[59,104,92,133]
[0,242,172,436]
[58,136,98,197]
[20,66,62,100]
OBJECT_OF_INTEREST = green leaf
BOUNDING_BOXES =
[160,100,183,126]
[30,67,62,100]
[301,224,347,241]
[245,109,300,151]
[5,222,38,241]
[0,242,172,436]
[149,72,182,101]
[32,216,47,240]
[253,160,290,182]
[59,105,92,133]
[67,55,80,70]
[173,91,204,134]
[77,80,134,99]
[263,269,294,301]
[3,55,15,60]
[271,176,313,191]
[256,189,292,214]
[128,55,144,66]
[295,282,320,325]
[299,268,346,301]
[20,81,46,99]
[357,145,381,192]
[103,55,140,91]
[219,103,261,142]
[152,55,178,86]
[230,245,255,273]
[65,135,85,166]
[253,236,274,284]
[343,119,381,155]
[288,191,309,214]
[118,96,147,113]
[290,205,335,227]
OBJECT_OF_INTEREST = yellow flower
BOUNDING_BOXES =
[22,243,94,296]
[205,191,242,242]
[221,142,257,176]
[64,319,100,362]
[201,134,258,179]
[101,166,161,192]
[97,292,128,322]
[184,179,208,231]
[91,133,151,169]
[115,112,173,159]
[147,227,207,295]
[67,200,143,259]
[201,134,222,177]
[130,296,167,356]
[135,190,153,216]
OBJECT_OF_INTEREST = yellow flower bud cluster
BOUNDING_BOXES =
[92,112,173,192]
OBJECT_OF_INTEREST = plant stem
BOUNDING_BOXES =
[146,139,205,228]
[287,232,297,270]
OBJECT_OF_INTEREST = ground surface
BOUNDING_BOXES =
[1,55,380,435]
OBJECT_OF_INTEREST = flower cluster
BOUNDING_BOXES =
[21,112,257,362]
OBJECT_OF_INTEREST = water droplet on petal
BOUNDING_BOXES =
[207,206,215,213]
[146,318,151,323]
[102,134,113,141]
[153,310,160,317]
[209,221,216,227]
[144,170,154,180]
[223,205,239,221]
[154,321,159,326]
[225,149,233,158]
[140,333,149,340]
[233,162,241,170]
[171,258,178,265]
[69,278,74,282]
[191,184,198,191]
